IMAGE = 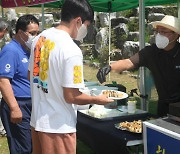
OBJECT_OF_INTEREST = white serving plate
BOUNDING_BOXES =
[100,90,128,100]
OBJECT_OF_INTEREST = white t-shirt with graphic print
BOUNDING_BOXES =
[29,27,84,133]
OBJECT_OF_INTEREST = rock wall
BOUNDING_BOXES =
[2,6,177,62]
[92,5,177,62]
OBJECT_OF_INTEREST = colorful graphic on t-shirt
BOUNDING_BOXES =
[33,36,55,93]
[33,36,45,77]
[73,66,82,84]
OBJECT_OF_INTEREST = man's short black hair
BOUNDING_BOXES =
[16,14,39,33]
[61,0,94,23]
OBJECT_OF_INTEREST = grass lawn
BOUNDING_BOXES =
[0,137,8,154]
[0,64,158,153]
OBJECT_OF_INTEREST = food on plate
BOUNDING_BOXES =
[119,120,142,133]
[102,90,124,98]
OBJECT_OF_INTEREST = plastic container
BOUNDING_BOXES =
[127,97,137,113]
[79,87,91,96]
[87,86,110,91]
[84,81,99,87]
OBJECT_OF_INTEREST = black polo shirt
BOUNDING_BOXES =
[130,42,180,102]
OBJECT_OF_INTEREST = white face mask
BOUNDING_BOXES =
[155,33,169,49]
[25,35,36,49]
[75,24,87,42]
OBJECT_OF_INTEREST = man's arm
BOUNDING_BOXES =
[110,59,135,72]
[96,58,135,84]
[63,87,114,105]
[0,77,22,123]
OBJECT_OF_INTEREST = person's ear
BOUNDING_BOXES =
[17,29,22,35]
[75,17,81,24]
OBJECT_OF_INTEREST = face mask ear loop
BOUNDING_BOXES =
[20,30,28,43]
[169,38,178,45]
[20,36,26,44]
[76,19,82,33]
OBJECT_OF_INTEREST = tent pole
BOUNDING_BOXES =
[139,0,147,111]
[178,1,180,43]
[1,7,4,18]
[178,0,180,18]
[41,4,45,31]
[108,12,111,81]
[178,1,180,42]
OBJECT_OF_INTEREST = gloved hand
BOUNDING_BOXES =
[96,65,111,84]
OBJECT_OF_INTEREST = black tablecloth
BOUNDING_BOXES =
[77,111,154,154]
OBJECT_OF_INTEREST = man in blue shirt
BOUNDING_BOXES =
[0,15,39,154]
[0,18,9,136]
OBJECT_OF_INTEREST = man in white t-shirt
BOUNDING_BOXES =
[28,0,114,154]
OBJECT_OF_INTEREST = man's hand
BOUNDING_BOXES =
[95,94,114,105]
[10,106,22,124]
[96,65,111,84]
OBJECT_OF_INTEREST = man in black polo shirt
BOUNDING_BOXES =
[96,15,180,117]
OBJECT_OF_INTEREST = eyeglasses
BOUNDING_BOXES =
[25,31,40,36]
[154,30,174,35]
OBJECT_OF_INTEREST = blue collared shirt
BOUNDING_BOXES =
[0,39,31,98]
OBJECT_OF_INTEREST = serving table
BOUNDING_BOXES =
[77,109,154,154]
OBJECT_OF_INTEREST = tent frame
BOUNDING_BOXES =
[1,0,179,111]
